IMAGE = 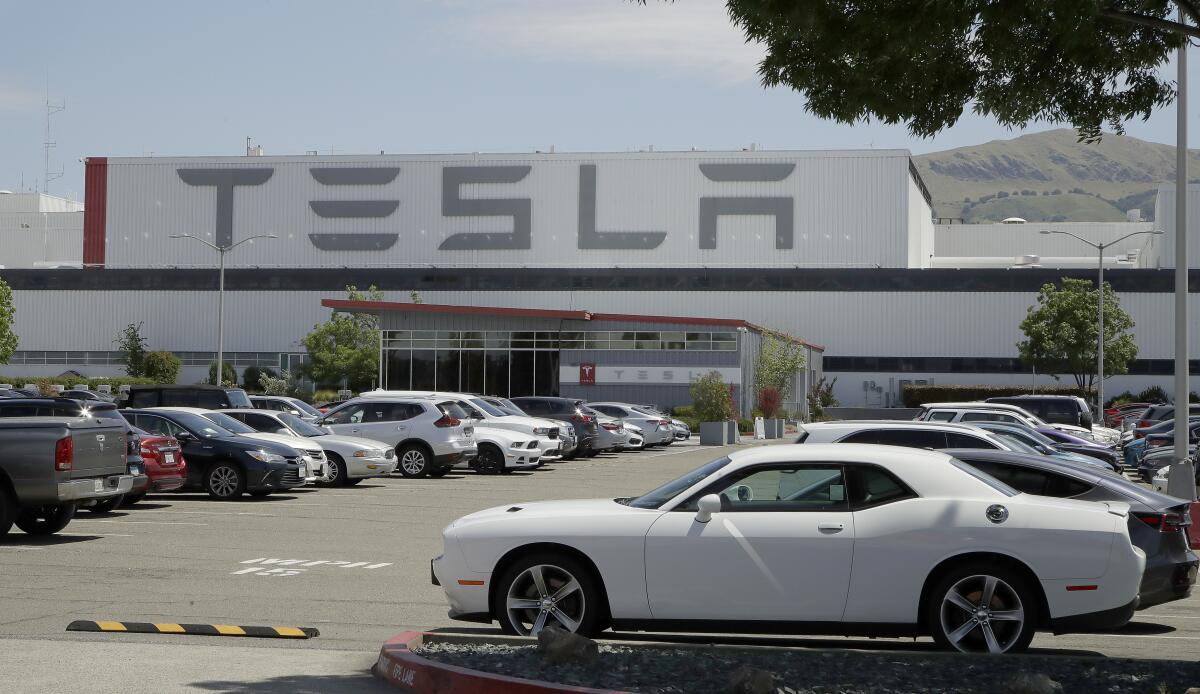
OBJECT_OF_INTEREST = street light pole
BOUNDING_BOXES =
[1040,229,1163,419]
[169,234,276,385]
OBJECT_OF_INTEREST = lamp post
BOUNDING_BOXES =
[1039,229,1163,418]
[169,233,277,386]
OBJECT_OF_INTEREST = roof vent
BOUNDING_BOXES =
[1001,217,1027,224]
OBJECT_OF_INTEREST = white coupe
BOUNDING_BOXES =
[432,444,1145,654]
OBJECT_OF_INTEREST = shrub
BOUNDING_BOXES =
[259,370,291,396]
[671,405,695,418]
[738,418,755,434]
[242,366,277,390]
[757,386,783,419]
[900,383,1093,408]
[142,351,181,384]
[312,389,340,406]
[1136,385,1169,404]
[1105,391,1136,408]
[207,362,238,387]
[808,376,839,420]
[690,371,733,422]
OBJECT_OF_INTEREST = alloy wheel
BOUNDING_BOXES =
[401,450,426,475]
[209,466,239,498]
[939,574,1025,653]
[505,564,587,636]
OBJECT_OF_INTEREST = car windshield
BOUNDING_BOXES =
[627,456,732,509]
[226,389,253,408]
[287,399,322,417]
[992,432,1043,455]
[492,398,528,415]
[169,411,235,438]
[203,412,258,435]
[469,398,508,417]
[438,401,471,419]
[632,406,660,417]
[279,413,325,437]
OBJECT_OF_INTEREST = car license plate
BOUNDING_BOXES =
[164,452,175,465]
[129,465,141,475]
[298,463,307,476]
[93,479,104,492]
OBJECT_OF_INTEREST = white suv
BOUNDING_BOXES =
[318,397,476,478]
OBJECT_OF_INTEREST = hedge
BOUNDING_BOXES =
[0,375,158,396]
[901,383,1093,408]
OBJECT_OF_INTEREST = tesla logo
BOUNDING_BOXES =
[579,363,596,385]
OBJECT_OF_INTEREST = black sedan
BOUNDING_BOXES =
[945,448,1198,610]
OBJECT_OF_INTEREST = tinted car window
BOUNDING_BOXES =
[362,403,402,423]
[848,466,916,510]
[0,403,40,417]
[926,411,955,422]
[688,465,848,512]
[841,429,946,449]
[226,389,252,408]
[324,404,364,424]
[197,389,229,409]
[965,459,1092,497]
[129,390,159,407]
[944,432,1000,449]
[164,389,200,407]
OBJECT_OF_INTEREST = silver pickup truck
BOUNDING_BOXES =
[0,417,134,537]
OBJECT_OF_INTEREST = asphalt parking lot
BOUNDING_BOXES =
[0,439,1197,693]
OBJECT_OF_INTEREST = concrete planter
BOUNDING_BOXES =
[764,418,785,439]
[699,421,726,446]
[725,420,739,444]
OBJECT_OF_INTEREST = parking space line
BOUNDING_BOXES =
[641,446,720,459]
[57,532,134,537]
[71,520,208,526]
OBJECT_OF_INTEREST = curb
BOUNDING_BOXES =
[373,631,625,693]
[66,620,319,639]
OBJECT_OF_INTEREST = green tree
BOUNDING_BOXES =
[114,322,148,377]
[753,333,806,403]
[644,1,1195,142]
[0,278,16,365]
[808,376,839,421]
[299,285,383,390]
[208,361,237,387]
[1017,278,1138,391]
[690,370,734,422]
[259,369,292,396]
[242,366,276,389]
[142,351,181,383]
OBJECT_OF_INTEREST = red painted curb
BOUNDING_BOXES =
[373,631,626,694]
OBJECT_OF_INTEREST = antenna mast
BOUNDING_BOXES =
[43,89,66,193]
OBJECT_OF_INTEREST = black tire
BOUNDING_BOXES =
[123,493,145,506]
[475,445,505,475]
[14,503,76,536]
[428,467,450,478]
[926,562,1039,654]
[88,495,123,513]
[319,453,346,487]
[396,444,432,478]
[0,486,15,537]
[205,462,246,500]
[494,552,606,637]
[344,477,363,486]
[248,490,272,498]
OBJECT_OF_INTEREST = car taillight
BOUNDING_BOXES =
[1148,438,1167,448]
[570,413,594,423]
[1135,511,1189,532]
[601,422,619,431]
[434,415,460,428]
[55,435,73,471]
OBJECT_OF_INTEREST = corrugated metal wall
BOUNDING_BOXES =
[102,150,917,269]
[0,212,83,267]
[934,222,1157,261]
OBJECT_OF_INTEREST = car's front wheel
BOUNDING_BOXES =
[206,463,246,500]
[496,553,604,637]
[927,563,1038,654]
[14,503,76,535]
[319,453,346,487]
[474,445,504,475]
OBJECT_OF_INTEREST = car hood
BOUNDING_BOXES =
[452,498,655,529]
[470,425,529,445]
[240,432,319,453]
[312,434,392,452]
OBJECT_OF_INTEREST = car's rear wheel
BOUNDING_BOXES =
[123,493,146,506]
[474,445,504,475]
[319,453,346,487]
[206,462,246,500]
[397,445,431,478]
[927,563,1038,654]
[88,495,123,513]
[428,467,450,478]
[496,553,604,637]
[0,486,15,537]
[14,503,76,535]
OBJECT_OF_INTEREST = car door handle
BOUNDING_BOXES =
[817,522,844,532]
[396,425,406,430]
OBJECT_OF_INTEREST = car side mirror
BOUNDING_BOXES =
[321,426,333,435]
[695,494,722,523]
[176,431,195,443]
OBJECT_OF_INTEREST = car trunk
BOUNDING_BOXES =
[68,421,128,479]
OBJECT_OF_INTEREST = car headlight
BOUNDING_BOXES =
[353,449,377,458]
[246,450,286,463]
[533,427,549,435]
[511,441,529,449]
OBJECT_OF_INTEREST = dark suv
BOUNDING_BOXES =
[509,397,599,457]
[0,398,148,511]
[985,395,1093,429]
[124,385,253,410]
[123,409,305,500]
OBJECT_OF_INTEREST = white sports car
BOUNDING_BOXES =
[432,444,1145,653]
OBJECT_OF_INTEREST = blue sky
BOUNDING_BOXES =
[1,0,1197,199]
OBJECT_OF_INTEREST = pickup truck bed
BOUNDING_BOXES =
[0,417,134,537]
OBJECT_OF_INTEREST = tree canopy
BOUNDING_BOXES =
[299,286,383,391]
[1017,277,1138,390]
[0,278,15,366]
[646,1,1195,141]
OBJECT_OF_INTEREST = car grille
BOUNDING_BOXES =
[304,449,325,461]
[281,456,303,485]
[547,429,558,439]
[526,441,538,449]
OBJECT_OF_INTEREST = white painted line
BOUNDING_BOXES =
[151,510,277,517]
[56,532,135,537]
[1057,634,1200,641]
[0,546,44,551]
[71,519,208,526]
[640,446,710,459]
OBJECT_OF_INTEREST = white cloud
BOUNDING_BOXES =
[448,0,764,83]
[0,81,42,113]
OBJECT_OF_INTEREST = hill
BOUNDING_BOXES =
[913,129,1200,222]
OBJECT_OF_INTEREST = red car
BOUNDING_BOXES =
[125,429,187,505]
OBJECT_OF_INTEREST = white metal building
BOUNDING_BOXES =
[0,149,1195,408]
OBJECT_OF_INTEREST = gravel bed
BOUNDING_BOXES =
[416,641,1200,693]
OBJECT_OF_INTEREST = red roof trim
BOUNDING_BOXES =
[321,300,824,351]
[321,299,591,321]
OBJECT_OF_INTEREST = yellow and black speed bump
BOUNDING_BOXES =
[67,620,318,639]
